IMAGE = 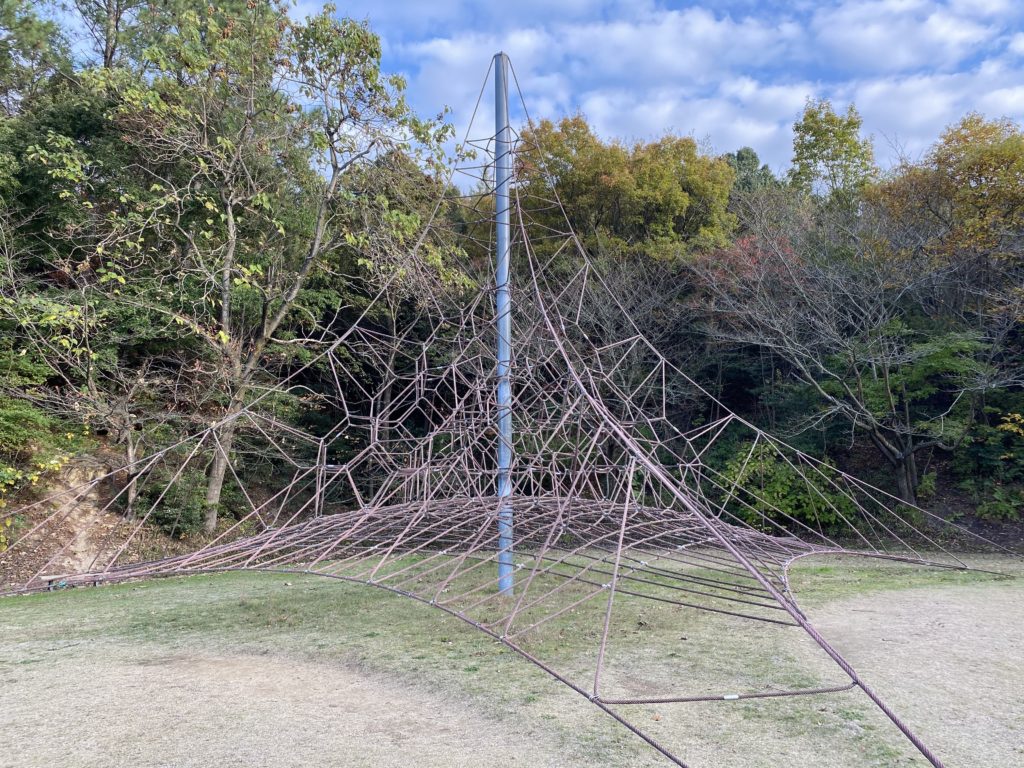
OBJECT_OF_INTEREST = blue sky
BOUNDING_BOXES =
[310,0,1024,172]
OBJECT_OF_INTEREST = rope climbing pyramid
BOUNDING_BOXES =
[1,55,1009,768]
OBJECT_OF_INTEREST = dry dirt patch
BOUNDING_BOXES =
[0,648,569,768]
[802,581,1024,767]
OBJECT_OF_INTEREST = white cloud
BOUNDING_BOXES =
[356,1,1024,173]
[574,78,814,173]
[810,0,997,74]
[838,59,1024,161]
[560,8,800,86]
[396,28,574,178]
[979,85,1024,116]
[947,0,1015,16]
[324,0,612,39]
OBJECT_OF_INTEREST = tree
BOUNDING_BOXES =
[74,0,143,69]
[789,98,876,198]
[1,2,454,532]
[929,114,1024,267]
[107,4,453,530]
[692,184,994,505]
[862,114,1024,503]
[724,147,777,194]
[509,116,734,423]
[518,115,735,259]
[865,114,1024,368]
[0,0,67,115]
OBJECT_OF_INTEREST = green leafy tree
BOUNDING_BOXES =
[1,1,456,531]
[789,98,876,197]
[724,147,777,194]
[0,0,67,115]
[519,115,735,259]
[104,4,452,530]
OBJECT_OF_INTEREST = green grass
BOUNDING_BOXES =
[786,554,1011,607]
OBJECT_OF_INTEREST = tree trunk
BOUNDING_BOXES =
[869,429,919,506]
[204,416,238,533]
[124,433,140,519]
[899,450,919,507]
[376,306,398,445]
[102,0,119,68]
[204,198,241,534]
[895,459,917,507]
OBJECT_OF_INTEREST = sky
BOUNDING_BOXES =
[309,0,1024,173]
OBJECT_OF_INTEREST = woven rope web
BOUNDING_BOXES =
[1,59,1009,768]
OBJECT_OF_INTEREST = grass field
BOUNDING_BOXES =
[1,555,1021,767]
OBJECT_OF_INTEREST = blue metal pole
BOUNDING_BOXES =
[494,52,514,596]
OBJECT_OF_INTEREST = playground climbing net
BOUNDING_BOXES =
[0,57,1012,768]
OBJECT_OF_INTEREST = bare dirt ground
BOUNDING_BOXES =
[805,580,1024,767]
[0,458,238,591]
[0,649,567,768]
[0,458,134,588]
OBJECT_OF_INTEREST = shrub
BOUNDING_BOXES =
[0,399,77,550]
[139,469,207,538]
[953,413,1024,522]
[916,471,937,503]
[718,441,857,532]
[975,485,1024,522]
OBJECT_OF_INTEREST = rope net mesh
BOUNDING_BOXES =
[0,59,1010,768]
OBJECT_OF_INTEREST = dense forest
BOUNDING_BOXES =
[1,0,1022,552]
